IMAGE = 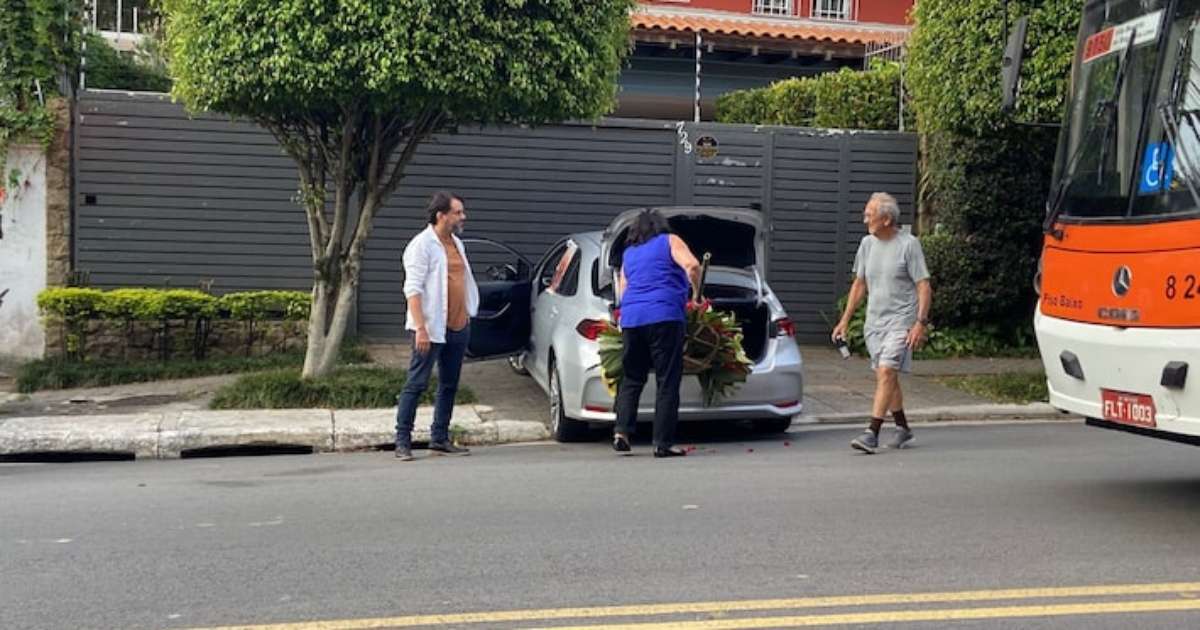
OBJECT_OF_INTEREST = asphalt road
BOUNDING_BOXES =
[4,421,1200,630]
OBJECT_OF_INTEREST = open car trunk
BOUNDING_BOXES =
[601,207,771,363]
[702,284,769,363]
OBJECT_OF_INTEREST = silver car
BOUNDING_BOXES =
[465,206,804,442]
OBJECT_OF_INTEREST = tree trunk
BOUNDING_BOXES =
[300,267,358,379]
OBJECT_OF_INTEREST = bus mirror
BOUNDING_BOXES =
[1001,15,1029,113]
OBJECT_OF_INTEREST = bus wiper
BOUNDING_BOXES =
[1156,26,1200,212]
[1044,29,1139,239]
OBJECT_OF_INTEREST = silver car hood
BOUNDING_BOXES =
[599,206,767,277]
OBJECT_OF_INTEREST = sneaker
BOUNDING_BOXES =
[394,447,415,461]
[850,430,878,454]
[888,428,914,449]
[429,442,471,456]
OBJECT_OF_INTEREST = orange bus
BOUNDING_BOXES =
[1026,1,1200,445]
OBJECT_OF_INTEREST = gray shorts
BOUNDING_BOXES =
[865,328,912,372]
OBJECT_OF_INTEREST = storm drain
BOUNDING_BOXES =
[0,451,136,463]
[180,444,315,459]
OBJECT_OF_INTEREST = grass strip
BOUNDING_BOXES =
[209,366,477,410]
[936,371,1048,404]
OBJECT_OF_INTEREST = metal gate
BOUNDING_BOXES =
[75,91,915,343]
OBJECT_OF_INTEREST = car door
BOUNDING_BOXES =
[527,239,580,385]
[461,237,534,360]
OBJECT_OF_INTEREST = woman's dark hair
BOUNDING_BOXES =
[426,191,464,225]
[625,209,670,246]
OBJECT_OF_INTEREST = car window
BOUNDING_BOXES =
[465,239,531,283]
[537,243,568,295]
[547,241,581,297]
[591,258,613,300]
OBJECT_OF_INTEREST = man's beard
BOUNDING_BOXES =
[452,223,465,236]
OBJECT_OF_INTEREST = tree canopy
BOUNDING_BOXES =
[163,0,634,126]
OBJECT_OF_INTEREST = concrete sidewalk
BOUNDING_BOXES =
[0,345,1059,460]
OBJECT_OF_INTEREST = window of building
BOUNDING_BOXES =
[93,0,156,34]
[812,0,852,21]
[753,0,792,17]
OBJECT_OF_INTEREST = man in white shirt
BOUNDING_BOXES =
[395,191,480,461]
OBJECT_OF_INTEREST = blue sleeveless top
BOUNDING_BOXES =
[620,233,689,328]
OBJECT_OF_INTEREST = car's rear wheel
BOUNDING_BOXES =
[753,417,793,434]
[549,358,589,442]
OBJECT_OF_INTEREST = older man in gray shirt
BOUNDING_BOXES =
[833,192,932,454]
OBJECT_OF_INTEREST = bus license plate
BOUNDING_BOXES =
[1101,389,1157,428]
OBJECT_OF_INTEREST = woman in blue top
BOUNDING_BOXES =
[613,210,701,458]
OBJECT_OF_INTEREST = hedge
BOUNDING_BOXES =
[904,0,1079,332]
[716,62,902,130]
[906,0,1079,135]
[37,287,311,361]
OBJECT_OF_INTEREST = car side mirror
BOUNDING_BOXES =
[1001,15,1029,113]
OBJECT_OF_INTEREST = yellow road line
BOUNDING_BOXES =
[186,582,1200,630]
[524,598,1200,630]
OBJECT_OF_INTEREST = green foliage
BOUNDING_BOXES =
[716,62,901,130]
[162,0,635,126]
[37,287,314,363]
[38,287,311,322]
[84,33,171,92]
[831,292,1037,359]
[209,366,476,410]
[16,338,370,392]
[906,0,1079,135]
[937,371,1048,404]
[36,287,105,319]
[715,87,770,126]
[920,127,1057,328]
[218,291,311,321]
[0,1,83,163]
[17,352,307,393]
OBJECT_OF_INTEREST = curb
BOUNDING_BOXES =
[0,405,550,460]
[0,403,1062,460]
[797,402,1065,425]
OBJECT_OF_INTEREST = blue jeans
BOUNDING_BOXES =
[395,325,469,449]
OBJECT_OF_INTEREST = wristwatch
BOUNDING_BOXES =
[918,317,932,326]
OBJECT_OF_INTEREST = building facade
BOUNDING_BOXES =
[618,0,914,119]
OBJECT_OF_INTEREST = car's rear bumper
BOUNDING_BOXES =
[564,338,804,423]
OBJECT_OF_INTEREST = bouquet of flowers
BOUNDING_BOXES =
[598,297,754,408]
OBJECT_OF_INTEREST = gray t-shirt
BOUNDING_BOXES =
[852,232,930,333]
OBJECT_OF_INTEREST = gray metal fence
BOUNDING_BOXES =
[75,90,915,343]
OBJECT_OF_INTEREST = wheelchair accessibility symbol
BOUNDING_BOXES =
[1139,141,1174,194]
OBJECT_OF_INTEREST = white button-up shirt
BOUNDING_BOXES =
[402,226,480,343]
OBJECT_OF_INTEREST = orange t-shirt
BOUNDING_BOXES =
[442,238,469,331]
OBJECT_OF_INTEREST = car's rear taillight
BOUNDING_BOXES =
[576,319,609,341]
[771,317,796,338]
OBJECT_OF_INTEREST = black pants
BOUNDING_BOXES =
[615,320,686,449]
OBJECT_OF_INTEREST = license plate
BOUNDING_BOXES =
[1101,389,1157,428]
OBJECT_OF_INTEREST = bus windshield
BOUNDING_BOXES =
[1056,0,1200,220]
[1054,1,1166,219]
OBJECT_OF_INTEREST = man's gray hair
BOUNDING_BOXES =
[870,192,901,226]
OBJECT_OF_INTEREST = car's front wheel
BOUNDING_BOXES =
[549,359,589,442]
[752,417,793,434]
[507,353,529,376]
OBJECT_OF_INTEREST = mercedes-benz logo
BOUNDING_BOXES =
[1112,266,1132,297]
